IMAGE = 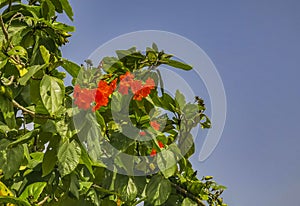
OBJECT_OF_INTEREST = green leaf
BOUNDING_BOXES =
[61,0,74,20]
[0,196,31,206]
[146,175,171,205]
[0,58,7,70]
[79,144,95,177]
[51,0,63,13]
[39,45,50,63]
[166,59,192,70]
[7,46,27,57]
[175,90,186,110]
[69,173,80,199]
[57,140,81,177]
[0,139,23,179]
[125,177,138,201]
[182,197,197,206]
[0,96,16,128]
[152,42,159,52]
[8,129,38,147]
[157,150,177,178]
[19,182,47,202]
[19,65,45,85]
[62,59,80,78]
[40,75,65,115]
[42,136,60,177]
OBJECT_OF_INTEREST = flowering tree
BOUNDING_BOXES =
[0,0,227,205]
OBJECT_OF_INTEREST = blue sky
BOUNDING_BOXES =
[60,0,300,205]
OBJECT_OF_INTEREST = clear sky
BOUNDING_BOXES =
[60,0,300,205]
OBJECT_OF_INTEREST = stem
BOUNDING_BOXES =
[92,184,121,196]
[12,99,55,120]
[170,182,206,206]
[0,16,9,42]
[12,99,35,116]
[37,196,49,205]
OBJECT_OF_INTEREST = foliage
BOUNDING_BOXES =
[0,0,227,205]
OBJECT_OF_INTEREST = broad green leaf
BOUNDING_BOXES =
[166,59,192,70]
[0,181,13,196]
[69,173,80,199]
[19,65,44,85]
[53,22,75,32]
[146,175,171,205]
[114,175,137,201]
[62,59,80,78]
[51,0,63,13]
[152,42,159,52]
[0,196,31,206]
[160,92,176,112]
[79,144,95,177]
[182,197,197,206]
[28,152,44,169]
[61,0,74,20]
[8,129,38,147]
[57,140,81,177]
[40,75,65,115]
[0,139,24,179]
[30,80,49,115]
[42,136,60,176]
[39,45,50,63]
[157,150,177,178]
[0,58,7,70]
[125,177,138,201]
[178,133,195,159]
[7,46,27,58]
[19,182,47,202]
[0,95,16,128]
[175,90,186,110]
[0,121,10,134]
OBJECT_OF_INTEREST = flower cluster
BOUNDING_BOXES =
[73,72,156,111]
[73,85,96,110]
[93,79,117,111]
[73,79,117,111]
[118,72,155,101]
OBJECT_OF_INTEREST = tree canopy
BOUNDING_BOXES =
[0,0,227,205]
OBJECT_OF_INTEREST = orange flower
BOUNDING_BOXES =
[150,120,160,131]
[93,79,117,111]
[150,148,157,157]
[131,80,143,94]
[132,77,155,101]
[150,141,164,157]
[73,85,95,110]
[118,72,155,101]
[133,86,151,101]
[118,71,134,95]
[139,131,146,136]
[145,77,155,90]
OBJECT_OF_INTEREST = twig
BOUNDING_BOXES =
[0,15,9,42]
[12,99,35,116]
[92,184,121,196]
[12,99,55,120]
[37,195,49,206]
[170,182,206,206]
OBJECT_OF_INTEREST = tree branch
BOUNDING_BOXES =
[170,182,206,206]
[12,99,55,120]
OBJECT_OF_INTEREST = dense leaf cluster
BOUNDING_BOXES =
[0,0,227,205]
